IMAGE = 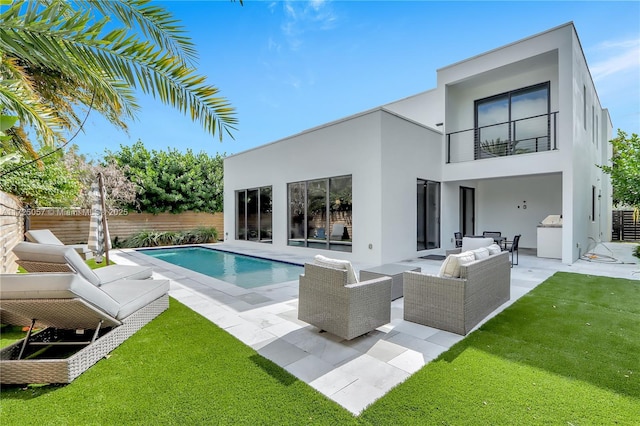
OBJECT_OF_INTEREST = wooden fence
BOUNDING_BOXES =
[612,210,640,242]
[0,191,24,273]
[28,209,224,244]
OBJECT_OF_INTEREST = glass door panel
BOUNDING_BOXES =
[307,179,327,249]
[417,179,440,250]
[329,176,352,252]
[476,95,509,158]
[246,189,259,241]
[288,182,306,246]
[259,187,272,243]
[511,84,549,153]
[236,190,246,240]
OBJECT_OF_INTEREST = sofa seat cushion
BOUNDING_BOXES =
[94,265,153,286]
[439,251,476,278]
[461,237,494,252]
[314,255,358,284]
[100,279,170,319]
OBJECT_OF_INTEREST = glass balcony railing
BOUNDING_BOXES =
[446,111,558,163]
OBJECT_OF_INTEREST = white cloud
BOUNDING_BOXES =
[589,37,640,81]
[279,0,337,51]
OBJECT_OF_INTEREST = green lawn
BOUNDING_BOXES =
[1,272,638,424]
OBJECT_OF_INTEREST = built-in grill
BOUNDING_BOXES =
[537,215,562,259]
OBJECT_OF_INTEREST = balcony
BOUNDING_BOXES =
[446,111,558,163]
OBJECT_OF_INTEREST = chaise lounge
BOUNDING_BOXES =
[25,229,94,260]
[0,272,169,384]
[12,241,152,285]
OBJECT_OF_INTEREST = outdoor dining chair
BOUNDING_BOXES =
[504,234,521,266]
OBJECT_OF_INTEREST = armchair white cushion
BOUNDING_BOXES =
[313,254,358,284]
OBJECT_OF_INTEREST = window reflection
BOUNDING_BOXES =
[475,82,550,158]
[236,186,272,243]
[288,175,352,252]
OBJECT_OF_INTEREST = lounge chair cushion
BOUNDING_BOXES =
[25,229,64,245]
[438,251,476,278]
[13,242,102,286]
[12,242,152,286]
[26,229,94,258]
[94,265,152,285]
[0,273,170,322]
[314,255,358,284]
[0,273,120,318]
[99,278,170,319]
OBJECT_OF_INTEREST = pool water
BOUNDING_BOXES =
[138,247,303,289]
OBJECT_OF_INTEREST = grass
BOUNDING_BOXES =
[1,272,638,424]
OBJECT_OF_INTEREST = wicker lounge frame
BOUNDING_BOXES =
[0,272,169,384]
[403,251,511,335]
[1,296,168,384]
[298,263,392,340]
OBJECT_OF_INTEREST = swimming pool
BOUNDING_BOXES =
[138,247,303,289]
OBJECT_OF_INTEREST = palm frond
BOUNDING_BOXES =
[0,0,237,145]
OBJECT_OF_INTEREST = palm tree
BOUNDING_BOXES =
[0,0,238,155]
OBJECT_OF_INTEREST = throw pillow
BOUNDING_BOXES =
[439,251,475,278]
[472,247,490,260]
[438,255,455,277]
[487,244,502,255]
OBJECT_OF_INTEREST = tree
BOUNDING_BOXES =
[107,141,225,214]
[0,146,82,207]
[64,146,138,209]
[599,130,640,220]
[0,0,238,155]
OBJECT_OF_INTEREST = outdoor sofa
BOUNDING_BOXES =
[0,272,169,384]
[12,241,152,284]
[298,255,392,340]
[403,248,510,335]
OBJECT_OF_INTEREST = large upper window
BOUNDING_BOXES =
[236,186,272,243]
[288,175,352,252]
[475,82,551,158]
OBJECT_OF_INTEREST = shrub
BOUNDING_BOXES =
[122,227,218,248]
[633,244,640,260]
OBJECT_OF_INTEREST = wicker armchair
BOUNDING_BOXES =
[298,263,392,340]
[403,251,511,335]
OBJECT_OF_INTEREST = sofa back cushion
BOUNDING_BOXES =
[314,255,358,284]
[487,244,502,255]
[438,251,476,278]
[461,237,494,252]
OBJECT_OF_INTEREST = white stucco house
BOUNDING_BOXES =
[224,22,613,265]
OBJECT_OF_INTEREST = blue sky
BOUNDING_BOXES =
[71,0,640,159]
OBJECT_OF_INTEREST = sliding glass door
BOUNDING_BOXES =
[417,179,440,250]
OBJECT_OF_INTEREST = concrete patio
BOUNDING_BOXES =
[112,243,638,415]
